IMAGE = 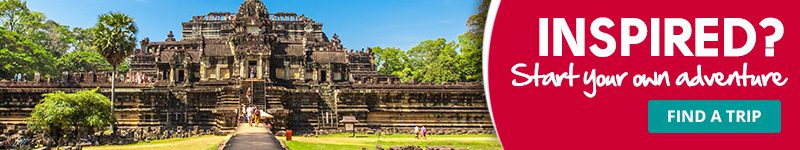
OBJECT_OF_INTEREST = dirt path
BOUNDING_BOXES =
[85,135,227,150]
[291,136,498,146]
[223,123,284,150]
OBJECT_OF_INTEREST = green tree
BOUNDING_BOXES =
[0,28,56,79]
[371,0,490,83]
[371,47,408,75]
[0,0,28,33]
[90,12,137,130]
[457,0,490,82]
[0,0,77,79]
[373,39,462,83]
[0,0,53,45]
[64,27,131,73]
[42,20,75,57]
[466,0,490,38]
[71,27,94,52]
[406,38,461,83]
[457,33,481,81]
[27,88,114,147]
[117,58,130,73]
[57,50,113,72]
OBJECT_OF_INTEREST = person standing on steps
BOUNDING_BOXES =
[246,87,253,104]
[253,107,261,127]
[246,105,254,127]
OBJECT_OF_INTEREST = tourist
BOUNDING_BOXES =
[246,87,253,103]
[250,68,256,78]
[240,105,246,124]
[420,126,427,140]
[246,106,254,127]
[136,72,142,84]
[414,126,420,139]
[253,107,260,127]
[14,73,21,82]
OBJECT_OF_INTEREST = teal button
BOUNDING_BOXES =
[648,100,781,133]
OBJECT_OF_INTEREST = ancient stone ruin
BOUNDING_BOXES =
[0,0,492,143]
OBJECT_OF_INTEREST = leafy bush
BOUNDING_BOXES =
[27,88,114,146]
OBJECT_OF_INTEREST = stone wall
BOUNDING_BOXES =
[1,81,493,142]
[0,83,225,146]
[346,84,493,135]
[275,83,494,135]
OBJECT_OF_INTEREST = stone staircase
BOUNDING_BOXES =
[264,86,284,110]
[251,81,267,110]
[263,86,288,130]
[317,85,339,129]
[218,88,240,109]
[319,85,338,113]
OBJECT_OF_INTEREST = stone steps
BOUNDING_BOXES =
[250,81,267,110]
[264,87,284,110]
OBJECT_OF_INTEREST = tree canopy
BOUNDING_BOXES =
[91,12,137,70]
[0,27,55,79]
[372,47,406,75]
[371,0,490,83]
[0,0,128,80]
[56,50,113,72]
[407,38,461,83]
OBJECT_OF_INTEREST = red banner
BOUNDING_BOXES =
[486,0,798,149]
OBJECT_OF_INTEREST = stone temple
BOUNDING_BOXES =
[0,0,491,138]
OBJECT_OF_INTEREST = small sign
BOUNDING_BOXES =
[345,124,354,131]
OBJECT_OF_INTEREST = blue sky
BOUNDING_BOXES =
[27,0,479,50]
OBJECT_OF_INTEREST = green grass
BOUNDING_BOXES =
[84,135,227,150]
[204,143,221,150]
[280,133,502,150]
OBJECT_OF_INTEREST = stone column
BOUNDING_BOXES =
[327,67,333,83]
[263,57,270,82]
[299,63,305,81]
[284,61,290,79]
[200,61,207,81]
[257,57,263,79]
[239,58,245,79]
[315,69,321,83]
[169,67,175,83]
[184,68,189,83]
[215,64,221,80]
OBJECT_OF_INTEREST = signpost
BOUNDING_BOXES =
[340,116,359,137]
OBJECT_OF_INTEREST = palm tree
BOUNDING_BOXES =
[91,12,137,131]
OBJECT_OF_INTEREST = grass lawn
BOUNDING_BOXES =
[280,133,502,150]
[84,135,228,150]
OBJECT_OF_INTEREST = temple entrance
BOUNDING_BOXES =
[177,70,185,83]
[320,70,327,82]
[248,60,258,79]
